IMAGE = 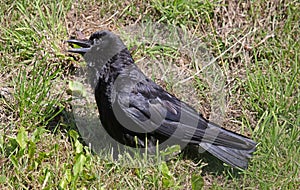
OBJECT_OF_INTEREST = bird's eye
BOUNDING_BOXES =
[93,38,102,45]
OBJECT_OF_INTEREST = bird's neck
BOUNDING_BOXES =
[88,48,134,88]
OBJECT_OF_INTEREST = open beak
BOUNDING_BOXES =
[67,39,91,54]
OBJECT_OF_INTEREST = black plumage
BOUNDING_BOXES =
[67,30,257,169]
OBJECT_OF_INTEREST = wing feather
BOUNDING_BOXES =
[115,71,255,151]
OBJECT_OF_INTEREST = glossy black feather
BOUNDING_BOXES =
[68,30,257,169]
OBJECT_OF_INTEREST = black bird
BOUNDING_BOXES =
[67,30,257,169]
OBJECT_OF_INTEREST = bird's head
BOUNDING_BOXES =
[67,30,126,67]
[67,30,127,87]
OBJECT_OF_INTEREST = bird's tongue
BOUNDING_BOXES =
[67,39,91,54]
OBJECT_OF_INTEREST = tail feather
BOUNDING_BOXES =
[197,123,257,169]
[200,142,256,169]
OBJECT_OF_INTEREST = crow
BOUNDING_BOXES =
[67,30,257,169]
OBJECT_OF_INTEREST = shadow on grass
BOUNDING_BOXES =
[45,105,92,149]
[182,145,242,178]
[46,106,242,178]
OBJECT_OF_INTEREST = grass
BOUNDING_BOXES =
[0,0,299,189]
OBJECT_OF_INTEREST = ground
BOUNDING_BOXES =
[0,0,299,189]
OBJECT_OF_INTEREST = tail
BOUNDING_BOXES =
[198,122,257,169]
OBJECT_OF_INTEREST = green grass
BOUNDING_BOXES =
[0,0,299,189]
